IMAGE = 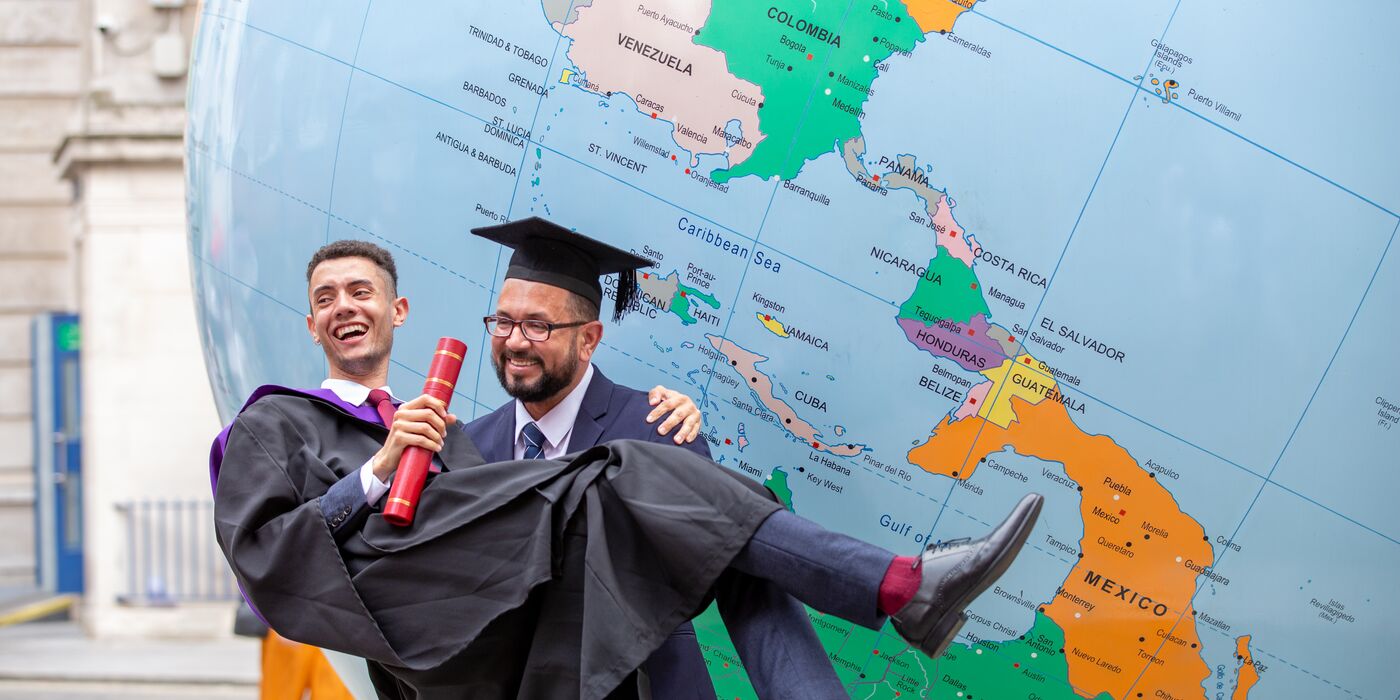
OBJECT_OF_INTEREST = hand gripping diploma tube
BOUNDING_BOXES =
[382,337,467,527]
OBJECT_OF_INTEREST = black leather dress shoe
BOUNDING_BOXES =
[891,493,1044,659]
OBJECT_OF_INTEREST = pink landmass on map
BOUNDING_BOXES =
[932,193,978,266]
[706,335,864,457]
[953,381,992,420]
[562,0,765,166]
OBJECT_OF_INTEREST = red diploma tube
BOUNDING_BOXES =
[382,337,467,527]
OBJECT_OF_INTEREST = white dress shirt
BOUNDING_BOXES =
[512,364,595,460]
[321,378,397,504]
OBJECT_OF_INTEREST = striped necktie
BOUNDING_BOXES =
[521,421,546,460]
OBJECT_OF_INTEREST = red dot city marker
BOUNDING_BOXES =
[671,154,677,161]
[725,438,732,444]
[1008,335,1016,342]
[642,272,649,279]
[807,53,813,60]
[970,283,978,290]
[1024,358,1032,364]
[969,398,977,404]
[685,168,691,174]
[967,329,976,336]
[950,231,958,237]
[680,291,687,297]
[1014,663,1020,668]
[872,174,881,181]
[765,314,772,321]
[811,441,820,448]
[651,112,657,118]
[1119,509,1127,516]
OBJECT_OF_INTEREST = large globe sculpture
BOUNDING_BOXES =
[188,2,1400,697]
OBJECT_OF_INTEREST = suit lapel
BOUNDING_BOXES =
[569,368,614,451]
[467,403,518,464]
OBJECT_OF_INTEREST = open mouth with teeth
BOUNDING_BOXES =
[333,323,370,341]
[501,351,542,374]
[504,353,538,367]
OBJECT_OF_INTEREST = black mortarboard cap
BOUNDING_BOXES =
[471,216,653,322]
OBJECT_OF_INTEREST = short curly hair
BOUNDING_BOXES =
[306,240,399,295]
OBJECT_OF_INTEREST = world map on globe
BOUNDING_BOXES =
[186,1,1400,698]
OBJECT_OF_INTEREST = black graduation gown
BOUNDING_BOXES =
[214,390,779,699]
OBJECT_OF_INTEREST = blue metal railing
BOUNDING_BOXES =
[115,499,239,604]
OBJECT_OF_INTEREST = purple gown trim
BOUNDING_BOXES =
[209,385,383,492]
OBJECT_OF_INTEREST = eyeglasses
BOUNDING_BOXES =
[483,315,590,342]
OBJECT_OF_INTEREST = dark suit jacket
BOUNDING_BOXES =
[464,367,712,463]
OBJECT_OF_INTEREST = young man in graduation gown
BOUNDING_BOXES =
[213,220,1046,699]
[209,239,704,698]
[463,219,843,699]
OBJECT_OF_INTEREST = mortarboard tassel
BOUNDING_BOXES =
[613,269,639,323]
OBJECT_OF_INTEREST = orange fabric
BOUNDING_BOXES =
[260,630,356,700]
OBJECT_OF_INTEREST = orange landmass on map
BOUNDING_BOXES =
[1232,635,1259,699]
[903,0,979,34]
[908,395,1214,699]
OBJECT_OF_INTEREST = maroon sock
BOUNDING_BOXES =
[877,555,922,616]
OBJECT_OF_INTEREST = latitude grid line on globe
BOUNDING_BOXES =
[193,7,1399,445]
[320,1,376,247]
[187,5,1396,698]
[192,9,1400,280]
[470,0,575,419]
[189,248,497,415]
[696,0,875,424]
[188,153,1063,544]
[189,6,1397,565]
[910,8,1218,699]
[191,0,1399,572]
[964,7,1398,221]
[193,10,1400,439]
[199,188,1397,605]
[1155,218,1398,700]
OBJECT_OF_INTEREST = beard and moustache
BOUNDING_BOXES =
[493,345,579,403]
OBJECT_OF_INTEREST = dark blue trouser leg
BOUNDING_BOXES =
[714,569,846,700]
[730,509,892,630]
[643,620,717,700]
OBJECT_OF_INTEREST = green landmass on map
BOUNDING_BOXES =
[697,0,923,182]
[696,605,1108,699]
[926,612,1114,700]
[764,467,795,511]
[671,284,721,325]
[695,458,1097,699]
[897,246,990,325]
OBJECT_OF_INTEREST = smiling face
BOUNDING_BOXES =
[305,255,408,384]
[490,278,602,415]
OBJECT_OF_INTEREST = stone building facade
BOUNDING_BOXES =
[2,0,228,637]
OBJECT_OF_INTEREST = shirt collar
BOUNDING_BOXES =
[513,363,595,453]
[321,378,397,406]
